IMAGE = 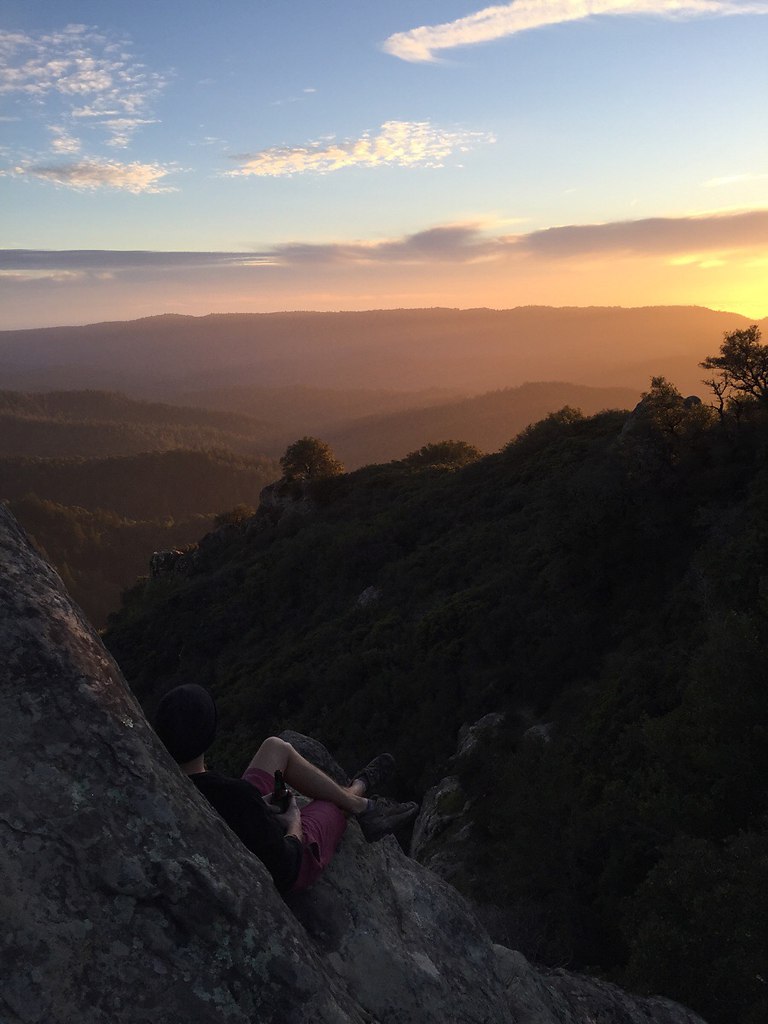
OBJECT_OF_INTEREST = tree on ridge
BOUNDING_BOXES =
[280,437,344,481]
[701,325,768,415]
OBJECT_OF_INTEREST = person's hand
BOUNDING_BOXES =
[269,793,302,839]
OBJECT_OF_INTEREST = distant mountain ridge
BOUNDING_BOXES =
[163,383,462,437]
[0,306,759,395]
[326,381,642,467]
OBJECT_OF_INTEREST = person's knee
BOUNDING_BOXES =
[244,735,294,775]
[259,735,293,761]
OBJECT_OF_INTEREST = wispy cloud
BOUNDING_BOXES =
[226,120,494,177]
[7,158,177,194]
[2,209,765,278]
[703,171,768,187]
[48,125,81,154]
[0,251,271,284]
[101,117,157,148]
[383,0,768,62]
[0,24,166,149]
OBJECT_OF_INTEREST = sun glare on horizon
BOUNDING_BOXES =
[0,1,765,327]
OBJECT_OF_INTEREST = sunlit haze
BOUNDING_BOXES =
[1,0,767,327]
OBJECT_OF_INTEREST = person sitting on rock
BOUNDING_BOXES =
[154,683,418,893]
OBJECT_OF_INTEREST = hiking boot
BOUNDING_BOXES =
[356,797,419,843]
[353,752,395,794]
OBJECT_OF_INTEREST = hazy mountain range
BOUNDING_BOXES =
[0,306,758,396]
[324,381,640,467]
[0,382,641,469]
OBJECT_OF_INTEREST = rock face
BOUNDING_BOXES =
[0,505,708,1024]
[493,948,707,1024]
[282,734,515,1024]
[257,479,315,525]
[0,505,361,1024]
[410,712,504,883]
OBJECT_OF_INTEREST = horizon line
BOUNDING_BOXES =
[1,301,764,334]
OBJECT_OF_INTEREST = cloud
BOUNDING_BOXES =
[8,158,177,194]
[703,171,768,187]
[1,208,765,282]
[383,0,768,62]
[48,125,81,154]
[0,268,92,286]
[101,118,157,148]
[226,120,495,177]
[268,224,500,264]
[0,24,166,148]
[261,210,768,265]
[516,208,768,257]
[0,251,269,274]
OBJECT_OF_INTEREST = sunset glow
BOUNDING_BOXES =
[1,1,766,327]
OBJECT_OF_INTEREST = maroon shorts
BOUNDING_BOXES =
[242,765,347,892]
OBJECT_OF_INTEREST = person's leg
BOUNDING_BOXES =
[243,739,416,880]
[243,736,367,813]
[290,801,348,892]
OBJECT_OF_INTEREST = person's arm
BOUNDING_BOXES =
[193,774,303,892]
[270,794,302,841]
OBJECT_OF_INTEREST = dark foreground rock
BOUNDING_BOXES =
[0,505,707,1024]
[0,505,361,1024]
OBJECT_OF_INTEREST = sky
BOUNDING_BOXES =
[0,0,767,327]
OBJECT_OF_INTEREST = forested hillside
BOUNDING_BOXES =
[0,449,277,520]
[0,380,641,625]
[2,449,279,625]
[0,389,278,457]
[106,340,768,1024]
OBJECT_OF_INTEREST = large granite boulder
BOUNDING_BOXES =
[0,505,361,1024]
[0,505,707,1024]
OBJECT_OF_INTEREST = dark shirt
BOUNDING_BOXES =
[189,770,302,892]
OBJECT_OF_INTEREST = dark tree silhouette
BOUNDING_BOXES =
[403,440,484,468]
[701,326,768,408]
[279,437,344,481]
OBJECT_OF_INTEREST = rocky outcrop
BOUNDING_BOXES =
[149,547,190,577]
[0,504,707,1024]
[282,733,514,1023]
[149,521,245,579]
[289,828,517,1024]
[257,479,316,526]
[0,504,362,1024]
[149,480,312,580]
[410,712,504,882]
[493,947,706,1024]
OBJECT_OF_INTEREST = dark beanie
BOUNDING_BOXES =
[154,684,217,763]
